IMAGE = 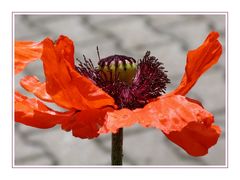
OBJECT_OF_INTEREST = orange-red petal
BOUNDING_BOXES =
[41,36,115,110]
[15,91,75,129]
[99,108,136,134]
[54,35,75,68]
[15,41,43,74]
[170,32,222,96]
[61,107,113,139]
[100,95,221,156]
[164,123,221,156]
[20,75,53,102]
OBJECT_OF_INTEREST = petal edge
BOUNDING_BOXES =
[15,41,43,74]
[41,36,115,110]
[170,32,222,96]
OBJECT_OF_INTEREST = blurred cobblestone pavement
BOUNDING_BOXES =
[14,14,226,166]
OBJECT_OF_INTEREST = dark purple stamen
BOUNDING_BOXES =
[76,51,170,110]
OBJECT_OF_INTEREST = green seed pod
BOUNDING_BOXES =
[98,55,137,84]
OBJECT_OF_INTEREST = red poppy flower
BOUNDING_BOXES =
[15,32,222,156]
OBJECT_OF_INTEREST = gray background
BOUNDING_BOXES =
[14,14,226,166]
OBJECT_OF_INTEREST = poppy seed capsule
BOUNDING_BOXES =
[98,55,137,84]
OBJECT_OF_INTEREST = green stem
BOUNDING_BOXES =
[111,128,123,165]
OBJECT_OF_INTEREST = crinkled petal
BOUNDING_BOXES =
[61,107,113,139]
[55,35,75,68]
[15,41,43,74]
[15,91,75,129]
[170,32,222,96]
[99,108,136,134]
[41,36,115,110]
[100,95,221,156]
[20,75,53,102]
[164,123,221,156]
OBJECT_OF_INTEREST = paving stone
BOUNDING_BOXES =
[191,69,225,112]
[15,16,44,40]
[19,14,71,23]
[164,22,210,49]
[148,15,200,27]
[149,41,186,78]
[31,129,111,165]
[76,38,124,65]
[85,14,130,24]
[95,16,170,50]
[204,15,226,33]
[15,131,45,165]
[35,16,99,42]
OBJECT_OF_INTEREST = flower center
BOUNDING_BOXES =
[76,51,170,110]
[98,55,137,84]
